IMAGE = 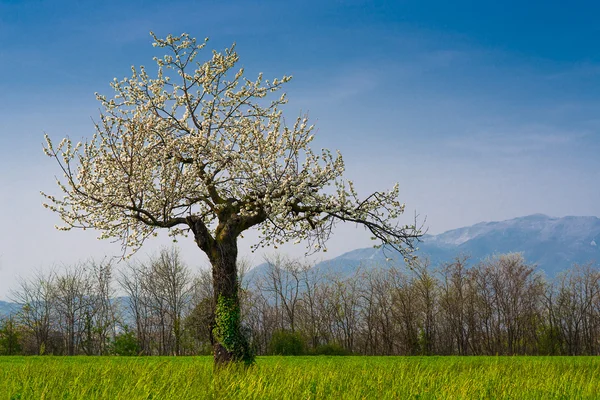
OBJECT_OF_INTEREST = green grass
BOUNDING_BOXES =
[0,356,599,399]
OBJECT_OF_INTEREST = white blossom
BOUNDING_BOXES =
[42,32,421,258]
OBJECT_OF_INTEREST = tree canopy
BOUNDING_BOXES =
[42,32,420,260]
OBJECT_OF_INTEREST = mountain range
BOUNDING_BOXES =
[417,214,600,274]
[248,214,600,281]
[0,301,20,319]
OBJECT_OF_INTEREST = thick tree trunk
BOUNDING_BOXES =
[208,237,254,365]
[211,238,238,363]
[188,215,256,366]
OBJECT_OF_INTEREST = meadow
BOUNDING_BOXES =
[0,356,599,399]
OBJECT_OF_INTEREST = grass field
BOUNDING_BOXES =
[0,356,599,399]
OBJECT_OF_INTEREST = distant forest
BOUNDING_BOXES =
[1,248,599,357]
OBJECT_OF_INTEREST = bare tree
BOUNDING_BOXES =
[149,247,192,355]
[53,263,91,355]
[84,260,118,355]
[118,247,192,355]
[259,255,304,332]
[553,263,600,355]
[7,251,600,356]
[296,263,324,351]
[476,253,543,354]
[439,255,473,355]
[359,266,396,355]
[327,273,362,353]
[11,271,55,355]
[412,259,437,355]
[119,262,152,354]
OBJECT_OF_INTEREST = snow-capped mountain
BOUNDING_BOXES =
[248,214,600,281]
[417,214,600,275]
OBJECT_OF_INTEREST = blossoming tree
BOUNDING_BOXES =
[42,33,421,364]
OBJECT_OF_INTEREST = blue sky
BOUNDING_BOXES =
[1,0,599,298]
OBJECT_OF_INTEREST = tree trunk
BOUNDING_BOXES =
[188,214,255,366]
[208,237,254,365]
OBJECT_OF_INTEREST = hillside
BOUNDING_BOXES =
[249,214,600,280]
[0,300,19,318]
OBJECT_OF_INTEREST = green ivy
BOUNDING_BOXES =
[213,295,255,365]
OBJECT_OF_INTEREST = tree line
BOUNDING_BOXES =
[1,248,599,356]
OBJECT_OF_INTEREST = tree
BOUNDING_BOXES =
[11,271,55,355]
[117,248,192,355]
[259,255,303,332]
[110,326,140,356]
[119,262,153,355]
[439,255,474,355]
[85,260,119,356]
[150,247,192,356]
[42,32,421,365]
[0,315,22,355]
[53,263,92,356]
